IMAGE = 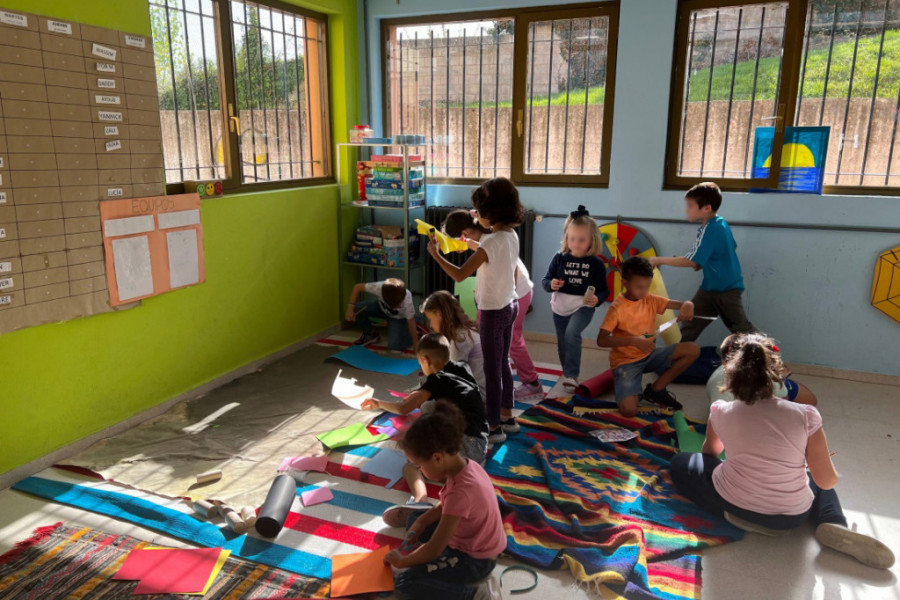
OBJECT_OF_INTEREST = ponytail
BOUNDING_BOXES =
[721,333,788,404]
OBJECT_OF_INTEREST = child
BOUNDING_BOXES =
[443,209,543,402]
[427,178,524,443]
[541,206,608,394]
[362,333,489,503]
[383,401,506,600]
[597,256,700,416]
[670,334,894,569]
[346,278,418,350]
[422,291,486,402]
[649,182,755,342]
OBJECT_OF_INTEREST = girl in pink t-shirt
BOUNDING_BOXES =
[382,401,506,600]
[671,333,894,570]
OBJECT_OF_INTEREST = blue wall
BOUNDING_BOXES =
[364,0,900,375]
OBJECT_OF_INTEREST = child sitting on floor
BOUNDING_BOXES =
[670,333,893,569]
[422,291,486,402]
[345,278,419,351]
[362,333,489,504]
[382,401,506,600]
[597,256,699,416]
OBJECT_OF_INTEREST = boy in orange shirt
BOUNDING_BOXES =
[597,257,700,417]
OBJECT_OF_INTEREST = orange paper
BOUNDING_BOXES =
[100,193,206,306]
[330,545,394,597]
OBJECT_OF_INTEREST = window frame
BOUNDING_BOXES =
[380,2,620,188]
[159,0,334,196]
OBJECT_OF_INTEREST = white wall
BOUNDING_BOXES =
[363,0,900,375]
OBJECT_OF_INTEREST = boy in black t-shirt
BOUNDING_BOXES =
[363,333,489,503]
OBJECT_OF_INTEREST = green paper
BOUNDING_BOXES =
[673,411,724,459]
[317,423,388,449]
[455,277,478,321]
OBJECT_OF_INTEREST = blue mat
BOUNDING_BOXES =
[325,344,419,376]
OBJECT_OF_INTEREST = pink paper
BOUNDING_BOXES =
[278,454,329,473]
[387,389,408,399]
[301,486,334,507]
[373,425,399,438]
[114,547,223,594]
[389,413,420,431]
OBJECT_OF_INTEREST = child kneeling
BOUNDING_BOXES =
[363,333,489,503]
[382,401,506,600]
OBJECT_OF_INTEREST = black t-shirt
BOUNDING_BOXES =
[420,361,488,438]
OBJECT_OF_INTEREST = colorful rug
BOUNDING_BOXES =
[0,522,328,598]
[485,398,742,600]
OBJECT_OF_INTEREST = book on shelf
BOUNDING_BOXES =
[371,154,423,163]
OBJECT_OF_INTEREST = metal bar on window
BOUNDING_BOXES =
[303,18,315,178]
[795,1,814,128]
[280,11,293,180]
[817,3,841,126]
[698,10,721,177]
[720,8,742,178]
[885,26,900,183]
[163,3,185,180]
[242,1,259,183]
[446,29,450,177]
[580,19,592,174]
[430,30,435,161]
[561,19,574,174]
[742,7,766,178]
[268,10,282,180]
[527,22,537,172]
[544,21,555,173]
[292,19,306,178]
[461,29,466,176]
[197,6,218,179]
[477,27,484,178]
[858,1,890,186]
[678,12,698,176]
[493,28,500,176]
[833,0,867,185]
[255,5,272,181]
[181,6,202,180]
[399,31,404,132]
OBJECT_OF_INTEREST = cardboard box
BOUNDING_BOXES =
[80,24,119,46]
[25,281,69,304]
[120,46,154,67]
[0,9,38,31]
[101,184,133,199]
[42,50,85,72]
[24,265,68,287]
[93,122,128,138]
[0,239,21,258]
[89,92,123,107]
[18,219,64,239]
[0,273,20,292]
[123,62,155,82]
[68,260,104,280]
[56,153,98,170]
[94,138,127,153]
[62,201,100,219]
[51,120,93,138]
[7,153,58,171]
[54,136,95,154]
[44,68,87,89]
[0,205,15,221]
[93,108,127,124]
[64,216,101,235]
[66,231,101,249]
[3,99,50,120]
[129,139,161,155]
[0,25,40,49]
[97,154,130,170]
[11,170,60,188]
[19,235,65,255]
[8,135,55,154]
[132,182,165,196]
[8,186,61,205]
[67,245,103,265]
[128,124,161,140]
[129,109,160,127]
[49,103,92,122]
[0,81,46,102]
[70,275,106,295]
[0,289,25,310]
[0,256,23,275]
[131,168,164,184]
[22,250,66,271]
[123,77,156,96]
[97,169,131,185]
[81,39,120,63]
[0,44,43,67]
[83,57,118,75]
[88,74,123,92]
[40,17,81,39]
[40,32,82,55]
[16,203,63,222]
[0,63,43,84]
[61,186,100,203]
[125,93,158,111]
[119,31,149,50]
[4,118,51,137]
[58,170,99,187]
[0,137,6,154]
[0,222,17,241]
[46,85,90,105]
[131,153,163,169]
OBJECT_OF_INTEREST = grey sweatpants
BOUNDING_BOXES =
[680,288,756,342]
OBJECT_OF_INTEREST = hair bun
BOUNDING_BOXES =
[570,205,590,219]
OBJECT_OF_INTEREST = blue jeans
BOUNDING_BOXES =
[670,452,847,529]
[394,510,497,600]
[355,299,412,350]
[552,306,596,379]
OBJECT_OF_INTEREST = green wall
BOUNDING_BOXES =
[0,0,359,475]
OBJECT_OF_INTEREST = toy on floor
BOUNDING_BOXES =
[574,369,614,398]
[255,474,298,538]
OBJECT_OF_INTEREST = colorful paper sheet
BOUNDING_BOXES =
[360,448,407,488]
[330,546,394,597]
[300,486,334,507]
[278,455,329,473]
[414,219,469,253]
[331,370,375,409]
[316,422,388,449]
[325,345,420,376]
[114,546,228,595]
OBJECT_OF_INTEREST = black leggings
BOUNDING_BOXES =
[670,452,847,529]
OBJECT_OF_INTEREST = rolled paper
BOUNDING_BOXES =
[195,469,222,484]
[192,499,217,518]
[222,507,247,534]
[240,506,257,527]
[255,474,297,538]
[574,369,614,398]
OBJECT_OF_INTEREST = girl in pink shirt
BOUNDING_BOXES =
[671,333,893,570]
[383,401,506,600]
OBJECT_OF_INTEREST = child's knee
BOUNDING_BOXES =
[680,341,701,359]
[618,396,639,417]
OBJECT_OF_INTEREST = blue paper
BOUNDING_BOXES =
[326,345,419,376]
[360,448,408,488]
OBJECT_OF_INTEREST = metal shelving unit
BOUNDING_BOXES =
[336,141,429,310]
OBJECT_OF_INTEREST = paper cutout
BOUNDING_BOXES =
[300,486,334,507]
[390,414,419,432]
[414,219,469,254]
[360,448,408,488]
[101,194,206,306]
[325,345,420,376]
[316,422,388,449]
[330,546,394,597]
[871,245,900,324]
[114,547,228,595]
[331,370,375,409]
[387,389,409,399]
[278,454,329,473]
[372,425,400,438]
[589,428,638,443]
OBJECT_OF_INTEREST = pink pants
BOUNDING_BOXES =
[510,291,538,384]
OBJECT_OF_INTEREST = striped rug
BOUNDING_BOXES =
[0,522,328,599]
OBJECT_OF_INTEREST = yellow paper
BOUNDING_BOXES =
[415,219,469,254]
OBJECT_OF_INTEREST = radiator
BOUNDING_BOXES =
[423,206,536,297]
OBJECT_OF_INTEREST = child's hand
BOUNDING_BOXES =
[426,241,439,258]
[384,549,405,567]
[648,257,661,268]
[344,305,357,323]
[360,399,379,411]
[551,278,564,291]
[583,294,599,307]
[634,337,656,353]
[677,301,694,322]
[465,238,480,252]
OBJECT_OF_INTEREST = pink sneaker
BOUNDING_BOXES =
[514,381,544,403]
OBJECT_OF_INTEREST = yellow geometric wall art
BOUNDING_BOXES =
[871,246,900,324]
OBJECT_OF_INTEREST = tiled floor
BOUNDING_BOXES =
[1,339,898,599]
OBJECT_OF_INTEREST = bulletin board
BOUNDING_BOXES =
[0,7,166,334]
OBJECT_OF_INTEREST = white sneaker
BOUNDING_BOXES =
[381,499,433,528]
[561,377,578,395]
[816,522,895,569]
[472,574,503,600]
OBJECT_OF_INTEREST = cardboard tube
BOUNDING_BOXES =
[195,469,222,484]
[255,474,296,538]
[222,507,247,534]
[192,499,217,518]
[574,369,614,398]
[240,506,257,527]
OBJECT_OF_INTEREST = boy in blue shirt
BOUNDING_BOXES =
[650,182,755,342]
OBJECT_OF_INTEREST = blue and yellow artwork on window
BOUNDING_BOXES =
[751,126,830,194]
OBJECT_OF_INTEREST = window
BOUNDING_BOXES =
[667,0,900,193]
[150,0,331,192]
[383,3,619,186]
